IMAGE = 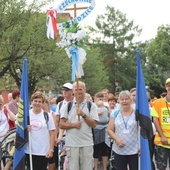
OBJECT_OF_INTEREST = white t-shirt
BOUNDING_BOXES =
[55,99,68,116]
[60,99,99,147]
[0,110,9,142]
[25,109,56,156]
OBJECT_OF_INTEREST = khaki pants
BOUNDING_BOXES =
[66,146,94,170]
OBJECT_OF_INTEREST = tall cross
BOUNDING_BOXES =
[65,4,88,18]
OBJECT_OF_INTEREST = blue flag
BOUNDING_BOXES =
[136,49,153,170]
[13,57,29,170]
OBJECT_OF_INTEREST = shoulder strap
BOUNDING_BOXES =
[114,110,120,119]
[67,101,73,113]
[43,111,49,124]
[59,101,63,111]
[86,101,92,112]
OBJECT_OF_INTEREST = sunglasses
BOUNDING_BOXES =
[62,88,70,91]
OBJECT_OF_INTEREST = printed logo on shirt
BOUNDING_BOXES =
[31,119,43,131]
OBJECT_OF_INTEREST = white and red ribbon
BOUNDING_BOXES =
[46,9,58,39]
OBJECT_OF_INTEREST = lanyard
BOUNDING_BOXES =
[75,101,87,110]
[121,111,133,129]
[81,102,86,110]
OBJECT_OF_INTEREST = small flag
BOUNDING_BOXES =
[136,49,153,170]
[13,57,29,170]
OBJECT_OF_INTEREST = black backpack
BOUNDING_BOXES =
[43,111,49,124]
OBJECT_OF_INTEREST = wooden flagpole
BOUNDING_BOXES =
[76,78,80,121]
[65,4,88,121]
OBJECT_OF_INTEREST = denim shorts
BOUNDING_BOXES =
[155,145,170,169]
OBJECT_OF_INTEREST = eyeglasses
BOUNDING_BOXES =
[62,88,70,91]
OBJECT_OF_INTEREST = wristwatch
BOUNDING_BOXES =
[82,114,87,119]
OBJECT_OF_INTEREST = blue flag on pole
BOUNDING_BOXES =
[13,57,29,170]
[136,49,153,170]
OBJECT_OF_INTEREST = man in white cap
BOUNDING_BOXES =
[151,78,170,170]
[54,83,74,169]
[60,81,99,170]
[55,82,74,130]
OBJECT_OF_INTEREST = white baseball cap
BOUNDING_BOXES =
[165,78,170,85]
[62,83,73,90]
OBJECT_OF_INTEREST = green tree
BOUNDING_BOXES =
[0,0,111,97]
[92,6,142,93]
[146,24,170,97]
[83,46,110,96]
[0,0,73,95]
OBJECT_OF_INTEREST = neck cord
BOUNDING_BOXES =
[121,110,133,129]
